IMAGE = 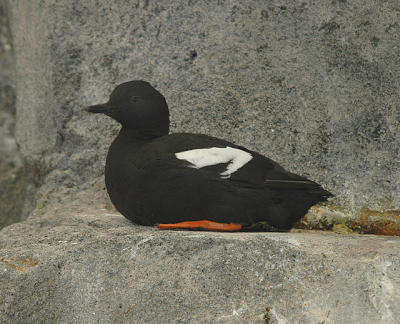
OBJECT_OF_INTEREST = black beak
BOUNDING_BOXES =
[85,103,114,114]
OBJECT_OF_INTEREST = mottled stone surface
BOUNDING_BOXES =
[0,163,39,229]
[0,1,19,166]
[6,0,400,218]
[1,201,399,323]
[0,1,37,229]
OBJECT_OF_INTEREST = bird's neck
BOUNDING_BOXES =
[118,126,168,141]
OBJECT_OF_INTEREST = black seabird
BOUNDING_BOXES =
[86,80,332,231]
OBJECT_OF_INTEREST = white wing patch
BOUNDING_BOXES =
[175,146,253,179]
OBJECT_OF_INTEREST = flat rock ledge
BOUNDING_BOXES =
[1,204,399,324]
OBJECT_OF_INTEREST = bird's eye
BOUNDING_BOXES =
[129,96,139,103]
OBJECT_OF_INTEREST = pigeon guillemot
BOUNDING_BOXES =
[86,80,332,231]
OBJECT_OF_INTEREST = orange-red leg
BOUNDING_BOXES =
[157,220,242,232]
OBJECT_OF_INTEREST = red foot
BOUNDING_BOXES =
[157,220,242,232]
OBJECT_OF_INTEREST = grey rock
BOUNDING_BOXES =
[6,0,399,220]
[0,1,36,228]
[0,1,20,166]
[0,163,39,229]
[1,203,399,323]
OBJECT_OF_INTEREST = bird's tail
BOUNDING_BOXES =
[259,178,333,230]
[264,179,333,199]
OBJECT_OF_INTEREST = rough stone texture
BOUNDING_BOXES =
[0,1,19,166]
[0,163,39,229]
[1,201,399,323]
[0,1,37,229]
[6,0,400,220]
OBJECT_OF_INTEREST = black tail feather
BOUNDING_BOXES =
[264,179,333,198]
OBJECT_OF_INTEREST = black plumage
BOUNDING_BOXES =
[86,80,332,231]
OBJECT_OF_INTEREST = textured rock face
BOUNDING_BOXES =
[0,1,19,166]
[0,1,36,229]
[6,0,400,218]
[1,203,399,323]
[0,163,37,229]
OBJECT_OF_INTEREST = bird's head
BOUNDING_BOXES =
[86,80,170,138]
